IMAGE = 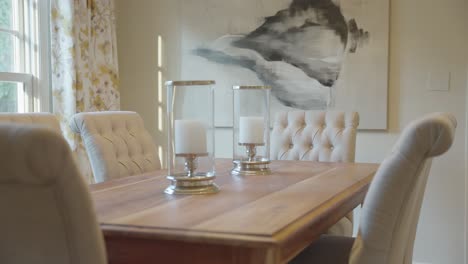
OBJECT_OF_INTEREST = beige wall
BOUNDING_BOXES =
[116,0,468,263]
[115,0,182,167]
[361,1,467,263]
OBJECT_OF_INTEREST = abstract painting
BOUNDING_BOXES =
[180,0,389,129]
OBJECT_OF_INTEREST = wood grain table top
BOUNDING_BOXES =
[90,159,378,263]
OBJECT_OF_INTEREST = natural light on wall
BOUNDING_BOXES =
[158,105,163,131]
[158,71,162,104]
[157,35,165,167]
[158,35,162,68]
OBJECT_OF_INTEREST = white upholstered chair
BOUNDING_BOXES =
[290,112,457,264]
[70,111,160,183]
[271,111,359,162]
[271,111,359,236]
[0,112,61,133]
[0,124,107,264]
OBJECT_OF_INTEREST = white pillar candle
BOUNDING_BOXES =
[239,116,265,144]
[174,120,207,155]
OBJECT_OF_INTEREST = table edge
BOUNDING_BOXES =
[100,224,277,248]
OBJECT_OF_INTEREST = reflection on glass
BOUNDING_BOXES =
[0,31,14,72]
[0,81,19,112]
[0,0,12,29]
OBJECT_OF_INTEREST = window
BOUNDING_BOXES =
[0,0,50,113]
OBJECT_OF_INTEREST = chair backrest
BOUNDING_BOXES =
[0,113,61,133]
[350,113,457,264]
[0,124,107,264]
[70,111,160,183]
[271,111,359,162]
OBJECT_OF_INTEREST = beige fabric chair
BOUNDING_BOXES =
[271,111,359,162]
[290,112,457,264]
[271,111,359,236]
[0,112,61,132]
[70,111,160,183]
[0,124,107,264]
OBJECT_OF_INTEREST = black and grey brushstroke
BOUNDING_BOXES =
[194,0,369,109]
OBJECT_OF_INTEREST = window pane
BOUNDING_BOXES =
[0,0,12,29]
[0,81,20,112]
[0,31,14,72]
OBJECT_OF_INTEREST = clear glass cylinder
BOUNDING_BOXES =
[165,80,218,194]
[232,86,271,176]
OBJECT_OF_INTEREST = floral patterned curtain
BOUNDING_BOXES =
[50,0,120,182]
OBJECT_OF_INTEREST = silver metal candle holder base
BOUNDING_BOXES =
[164,175,219,195]
[165,153,219,195]
[231,143,271,176]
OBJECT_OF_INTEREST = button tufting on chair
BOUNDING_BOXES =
[271,111,359,237]
[271,111,359,163]
[70,111,161,183]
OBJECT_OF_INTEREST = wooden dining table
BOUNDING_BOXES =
[90,159,379,264]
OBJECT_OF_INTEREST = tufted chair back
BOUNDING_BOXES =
[270,111,359,236]
[70,111,160,183]
[0,124,107,264]
[0,113,61,133]
[350,113,456,264]
[271,111,359,162]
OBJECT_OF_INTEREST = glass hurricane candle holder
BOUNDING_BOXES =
[232,86,271,176]
[165,80,219,195]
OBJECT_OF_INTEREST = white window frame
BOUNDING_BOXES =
[0,0,51,113]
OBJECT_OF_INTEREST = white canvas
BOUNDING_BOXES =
[180,0,389,129]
